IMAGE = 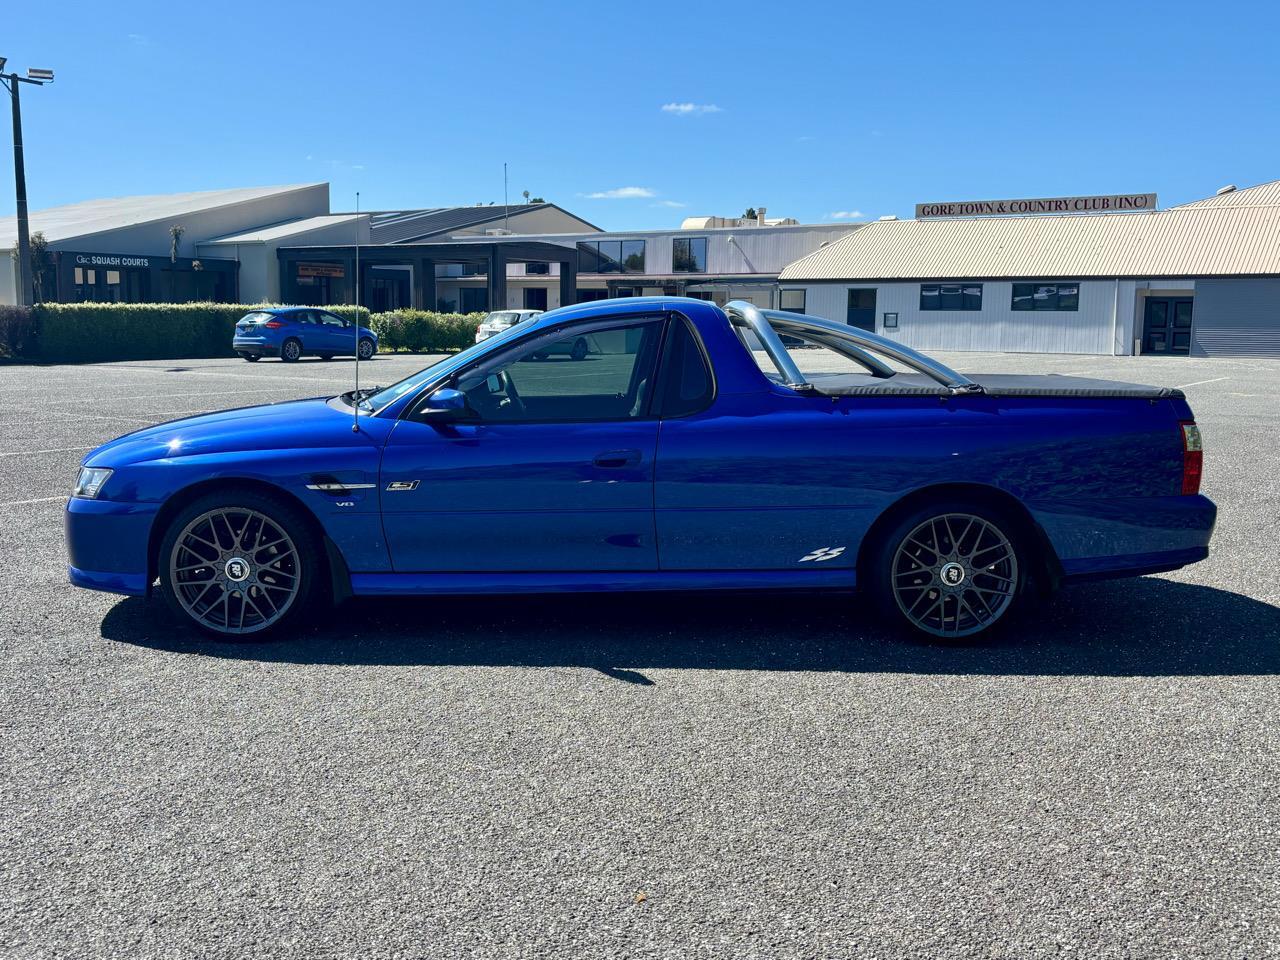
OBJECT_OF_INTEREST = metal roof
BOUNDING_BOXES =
[204,214,363,244]
[369,204,599,244]
[0,183,325,249]
[1173,179,1280,209]
[780,202,1280,282]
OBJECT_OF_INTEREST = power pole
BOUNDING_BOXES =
[1,62,54,307]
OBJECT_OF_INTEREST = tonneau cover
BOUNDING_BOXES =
[807,372,1184,399]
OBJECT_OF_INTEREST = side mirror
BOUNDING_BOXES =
[417,386,471,422]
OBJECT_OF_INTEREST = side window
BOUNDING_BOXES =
[454,318,664,423]
[293,310,317,325]
[658,316,713,417]
[319,311,347,327]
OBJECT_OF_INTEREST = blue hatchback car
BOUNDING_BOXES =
[232,307,377,362]
[67,297,1215,641]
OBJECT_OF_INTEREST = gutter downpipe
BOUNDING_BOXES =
[1112,278,1120,356]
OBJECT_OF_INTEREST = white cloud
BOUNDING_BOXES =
[661,102,723,115]
[652,200,687,208]
[796,135,816,142]
[583,186,657,199]
[828,210,865,219]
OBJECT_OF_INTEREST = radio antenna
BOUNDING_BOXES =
[352,190,361,433]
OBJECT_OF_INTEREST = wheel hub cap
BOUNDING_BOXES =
[939,561,966,587]
[223,557,251,582]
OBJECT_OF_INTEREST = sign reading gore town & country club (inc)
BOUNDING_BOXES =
[74,253,152,268]
[915,193,1158,219]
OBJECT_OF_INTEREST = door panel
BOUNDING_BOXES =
[379,315,666,572]
[1143,298,1192,355]
[380,420,659,571]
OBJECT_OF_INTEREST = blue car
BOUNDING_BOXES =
[67,297,1215,640]
[232,307,378,362]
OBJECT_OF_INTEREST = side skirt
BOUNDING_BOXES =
[350,568,858,597]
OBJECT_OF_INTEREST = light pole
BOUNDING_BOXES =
[1,60,54,307]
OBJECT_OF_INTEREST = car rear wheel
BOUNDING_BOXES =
[158,490,322,639]
[357,338,375,360]
[867,501,1025,640]
[570,338,589,361]
[281,338,302,362]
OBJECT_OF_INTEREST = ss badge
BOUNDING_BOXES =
[386,480,420,492]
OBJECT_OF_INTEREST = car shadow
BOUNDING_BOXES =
[100,577,1280,680]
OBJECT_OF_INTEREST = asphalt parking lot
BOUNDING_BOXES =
[2,348,1278,958]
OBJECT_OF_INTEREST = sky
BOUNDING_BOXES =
[4,0,1280,230]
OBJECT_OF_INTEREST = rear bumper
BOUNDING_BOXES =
[1030,494,1216,582]
[65,497,160,597]
[232,339,275,356]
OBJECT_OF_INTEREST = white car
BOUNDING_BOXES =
[474,310,543,343]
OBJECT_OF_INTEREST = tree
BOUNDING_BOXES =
[742,207,757,220]
[529,196,545,204]
[29,231,50,302]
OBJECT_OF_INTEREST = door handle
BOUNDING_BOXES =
[593,449,642,469]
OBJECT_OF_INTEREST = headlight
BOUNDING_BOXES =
[73,466,113,499]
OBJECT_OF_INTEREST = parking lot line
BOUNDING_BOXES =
[0,446,89,458]
[1176,376,1230,388]
[0,495,67,508]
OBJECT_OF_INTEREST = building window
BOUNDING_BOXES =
[525,261,549,275]
[575,288,609,302]
[779,289,806,313]
[920,283,982,311]
[1012,282,1080,311]
[673,237,707,273]
[577,240,645,274]
[461,262,487,277]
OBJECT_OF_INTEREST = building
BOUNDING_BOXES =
[778,181,1280,358]
[0,183,598,306]
[276,210,853,315]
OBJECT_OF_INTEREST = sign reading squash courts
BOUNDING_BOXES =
[915,193,1158,218]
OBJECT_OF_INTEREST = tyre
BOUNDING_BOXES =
[157,489,323,639]
[281,338,302,362]
[570,338,589,361]
[866,500,1026,640]
[318,353,335,361]
[357,338,376,361]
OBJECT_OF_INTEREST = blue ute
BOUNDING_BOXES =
[68,297,1215,640]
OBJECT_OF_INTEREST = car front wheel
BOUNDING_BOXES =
[158,490,322,638]
[868,501,1025,640]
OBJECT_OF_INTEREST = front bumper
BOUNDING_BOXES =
[65,497,161,597]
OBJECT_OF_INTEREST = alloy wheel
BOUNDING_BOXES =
[168,507,301,635]
[890,512,1018,638]
[358,339,374,360]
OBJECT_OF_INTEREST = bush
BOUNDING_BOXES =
[368,310,484,353]
[0,305,36,359]
[12,302,370,364]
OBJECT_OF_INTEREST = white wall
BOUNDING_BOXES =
[793,280,1134,355]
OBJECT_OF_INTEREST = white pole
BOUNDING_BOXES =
[352,191,361,433]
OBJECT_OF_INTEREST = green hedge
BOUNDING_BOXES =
[367,310,485,353]
[10,302,370,363]
[0,305,35,359]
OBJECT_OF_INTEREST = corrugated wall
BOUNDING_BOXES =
[796,280,1131,355]
[1192,279,1280,358]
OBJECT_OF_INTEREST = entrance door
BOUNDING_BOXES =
[379,315,665,572]
[460,287,488,313]
[523,287,548,310]
[1143,297,1193,354]
[847,289,877,331]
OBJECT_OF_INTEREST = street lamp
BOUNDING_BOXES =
[1,60,54,307]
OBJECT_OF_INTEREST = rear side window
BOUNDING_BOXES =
[658,316,713,417]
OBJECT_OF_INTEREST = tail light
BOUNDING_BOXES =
[263,320,284,329]
[1180,421,1203,495]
